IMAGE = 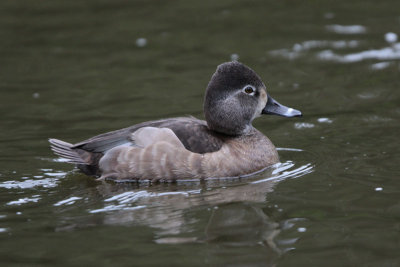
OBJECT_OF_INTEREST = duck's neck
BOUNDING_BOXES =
[207,123,255,137]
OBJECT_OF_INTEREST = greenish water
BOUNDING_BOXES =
[1,0,400,266]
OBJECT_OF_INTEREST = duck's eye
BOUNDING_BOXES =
[243,86,255,95]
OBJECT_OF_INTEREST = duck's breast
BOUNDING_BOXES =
[202,132,279,178]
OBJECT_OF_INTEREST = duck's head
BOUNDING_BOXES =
[204,61,302,135]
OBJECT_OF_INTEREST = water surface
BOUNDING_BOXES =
[1,0,400,266]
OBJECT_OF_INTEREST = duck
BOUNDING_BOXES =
[49,61,302,182]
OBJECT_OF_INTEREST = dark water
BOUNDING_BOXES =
[1,0,400,266]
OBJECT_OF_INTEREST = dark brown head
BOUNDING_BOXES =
[203,62,301,135]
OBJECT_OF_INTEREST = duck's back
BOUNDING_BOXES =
[73,117,224,154]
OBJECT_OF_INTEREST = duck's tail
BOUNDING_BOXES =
[49,138,88,165]
[49,138,103,176]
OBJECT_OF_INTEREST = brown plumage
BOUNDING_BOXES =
[49,62,302,182]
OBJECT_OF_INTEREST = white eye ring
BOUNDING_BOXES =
[242,85,256,96]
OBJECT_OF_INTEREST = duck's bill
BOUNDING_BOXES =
[262,95,302,117]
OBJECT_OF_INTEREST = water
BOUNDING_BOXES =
[1,0,400,266]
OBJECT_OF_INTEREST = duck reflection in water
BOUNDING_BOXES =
[56,163,312,259]
[94,168,281,253]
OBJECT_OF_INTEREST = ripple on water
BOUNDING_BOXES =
[317,118,333,123]
[0,178,59,189]
[325,24,367,34]
[362,115,392,123]
[357,91,381,99]
[385,32,398,43]
[90,204,146,214]
[370,61,392,70]
[269,35,400,64]
[53,197,82,207]
[252,162,313,184]
[87,161,313,217]
[7,196,41,206]
[269,40,360,60]
[88,190,200,214]
[317,43,400,63]
[0,169,67,189]
[294,122,315,129]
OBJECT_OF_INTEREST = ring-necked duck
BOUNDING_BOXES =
[49,61,301,182]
